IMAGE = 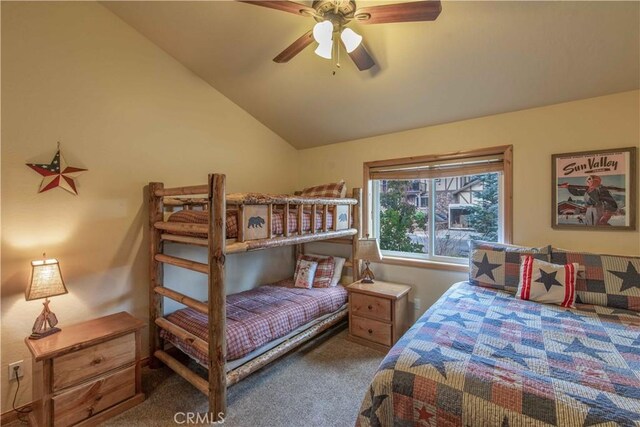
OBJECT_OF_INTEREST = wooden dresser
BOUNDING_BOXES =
[346,280,411,352]
[26,312,145,427]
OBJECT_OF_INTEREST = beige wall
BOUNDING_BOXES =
[2,0,639,416]
[0,2,297,411]
[300,90,640,318]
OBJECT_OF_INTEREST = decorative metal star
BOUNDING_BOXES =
[608,262,640,292]
[535,269,563,292]
[26,147,87,195]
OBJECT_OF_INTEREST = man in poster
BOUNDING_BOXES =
[584,175,618,226]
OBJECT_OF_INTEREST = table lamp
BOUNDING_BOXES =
[355,236,382,284]
[25,255,68,340]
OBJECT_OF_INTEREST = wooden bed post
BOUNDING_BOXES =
[208,174,227,419]
[352,188,362,282]
[148,182,165,368]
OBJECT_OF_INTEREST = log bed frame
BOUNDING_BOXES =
[148,174,362,418]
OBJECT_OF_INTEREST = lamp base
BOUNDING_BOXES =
[29,327,61,340]
[360,260,376,284]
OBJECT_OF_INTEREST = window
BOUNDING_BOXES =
[364,146,512,267]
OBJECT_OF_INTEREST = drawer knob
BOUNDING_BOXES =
[368,329,373,334]
[95,394,103,402]
[91,356,104,366]
[367,305,373,310]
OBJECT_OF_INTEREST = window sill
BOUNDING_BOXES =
[379,256,470,273]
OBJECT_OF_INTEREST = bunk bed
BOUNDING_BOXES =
[148,174,362,418]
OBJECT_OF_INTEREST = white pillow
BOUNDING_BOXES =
[306,253,346,287]
[294,259,318,289]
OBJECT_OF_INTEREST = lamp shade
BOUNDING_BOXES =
[355,237,382,262]
[340,28,362,53]
[25,258,68,301]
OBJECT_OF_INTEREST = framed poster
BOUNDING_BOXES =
[552,147,636,230]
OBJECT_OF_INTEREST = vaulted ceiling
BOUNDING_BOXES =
[102,1,639,149]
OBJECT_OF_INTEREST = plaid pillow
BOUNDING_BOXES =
[551,249,640,312]
[295,254,335,288]
[517,256,578,308]
[469,240,551,293]
[299,180,347,198]
[306,253,346,287]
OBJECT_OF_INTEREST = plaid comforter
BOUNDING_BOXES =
[167,209,335,239]
[357,281,640,426]
[161,279,347,363]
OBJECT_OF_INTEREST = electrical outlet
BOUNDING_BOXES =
[413,298,421,312]
[8,361,24,380]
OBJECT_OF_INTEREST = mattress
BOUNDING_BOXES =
[166,209,335,238]
[160,279,348,364]
[357,281,640,426]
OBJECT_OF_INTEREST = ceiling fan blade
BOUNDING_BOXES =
[354,1,442,24]
[346,43,375,71]
[238,1,316,17]
[273,30,314,63]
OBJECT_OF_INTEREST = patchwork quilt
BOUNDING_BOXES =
[356,281,640,426]
[161,279,347,363]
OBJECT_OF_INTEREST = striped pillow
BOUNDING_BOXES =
[295,255,335,288]
[517,256,578,308]
[300,180,347,198]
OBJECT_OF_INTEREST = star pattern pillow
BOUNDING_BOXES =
[551,249,640,312]
[469,240,551,293]
[516,256,578,308]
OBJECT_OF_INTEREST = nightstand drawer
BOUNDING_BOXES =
[53,365,135,427]
[53,333,135,391]
[351,316,392,346]
[351,293,391,322]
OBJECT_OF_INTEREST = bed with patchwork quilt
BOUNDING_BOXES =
[357,281,640,426]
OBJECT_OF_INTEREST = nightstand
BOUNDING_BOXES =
[346,280,411,352]
[26,312,145,427]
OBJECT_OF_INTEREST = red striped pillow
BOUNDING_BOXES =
[517,255,578,308]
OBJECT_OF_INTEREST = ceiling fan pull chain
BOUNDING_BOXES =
[333,26,341,75]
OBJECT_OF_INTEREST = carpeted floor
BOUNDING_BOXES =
[97,327,384,426]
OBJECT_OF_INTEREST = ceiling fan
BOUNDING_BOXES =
[239,0,442,71]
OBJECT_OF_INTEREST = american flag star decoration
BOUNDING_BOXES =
[26,144,87,195]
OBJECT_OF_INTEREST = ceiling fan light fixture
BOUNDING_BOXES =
[313,20,334,59]
[315,42,333,59]
[340,27,362,53]
[312,20,333,44]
